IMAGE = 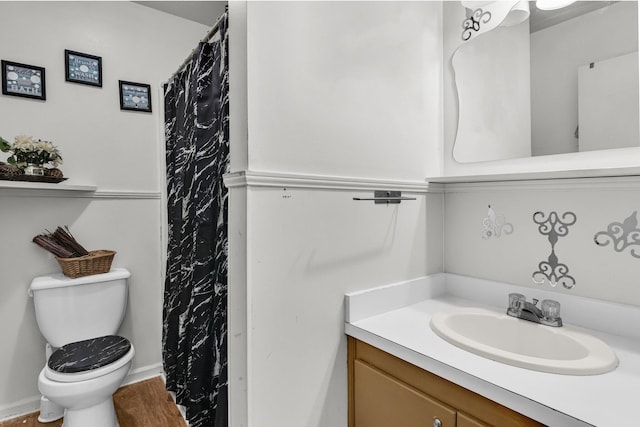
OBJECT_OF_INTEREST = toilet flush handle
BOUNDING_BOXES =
[28,288,33,297]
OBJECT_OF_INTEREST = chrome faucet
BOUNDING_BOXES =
[507,293,563,327]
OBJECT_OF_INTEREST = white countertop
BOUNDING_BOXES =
[344,274,640,427]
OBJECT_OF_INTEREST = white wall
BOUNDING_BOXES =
[0,1,208,418]
[227,2,444,426]
[244,1,443,180]
[578,52,639,152]
[245,184,442,427]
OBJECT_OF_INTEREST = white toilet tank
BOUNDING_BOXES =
[29,268,131,348]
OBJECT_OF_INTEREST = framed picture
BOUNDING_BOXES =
[65,49,102,87]
[119,80,152,112]
[1,60,46,100]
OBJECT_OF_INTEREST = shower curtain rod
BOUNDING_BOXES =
[169,13,224,81]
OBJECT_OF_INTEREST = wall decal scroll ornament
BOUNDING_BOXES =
[594,211,640,259]
[532,211,577,289]
[462,8,492,41]
[482,205,513,239]
[460,1,529,42]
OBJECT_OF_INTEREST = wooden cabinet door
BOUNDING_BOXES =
[458,412,490,427]
[354,360,456,427]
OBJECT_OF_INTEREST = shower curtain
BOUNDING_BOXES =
[163,12,229,427]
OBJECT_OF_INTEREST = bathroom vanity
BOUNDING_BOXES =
[349,337,542,427]
[345,274,640,427]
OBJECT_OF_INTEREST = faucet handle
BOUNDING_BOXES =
[508,293,525,311]
[541,299,561,320]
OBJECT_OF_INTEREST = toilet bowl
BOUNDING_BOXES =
[37,335,135,427]
[29,268,133,424]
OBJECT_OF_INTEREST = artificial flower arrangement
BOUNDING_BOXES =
[0,134,64,179]
[0,134,62,167]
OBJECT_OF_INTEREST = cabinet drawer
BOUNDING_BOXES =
[354,360,456,427]
[457,412,489,427]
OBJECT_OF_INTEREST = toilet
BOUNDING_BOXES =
[29,268,135,427]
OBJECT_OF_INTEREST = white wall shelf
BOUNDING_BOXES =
[0,180,97,196]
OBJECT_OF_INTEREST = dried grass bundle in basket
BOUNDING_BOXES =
[33,226,115,278]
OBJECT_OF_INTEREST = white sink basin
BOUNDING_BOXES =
[430,307,618,375]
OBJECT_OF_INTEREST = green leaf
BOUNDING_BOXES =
[0,137,10,153]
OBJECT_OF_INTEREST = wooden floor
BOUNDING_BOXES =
[0,376,186,427]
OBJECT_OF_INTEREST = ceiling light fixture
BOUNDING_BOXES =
[500,0,530,27]
[536,0,577,11]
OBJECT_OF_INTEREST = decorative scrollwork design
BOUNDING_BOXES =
[594,211,640,259]
[532,211,576,289]
[533,211,576,245]
[462,8,492,41]
[532,250,576,289]
[481,205,513,239]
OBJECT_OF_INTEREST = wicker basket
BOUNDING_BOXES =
[56,250,116,278]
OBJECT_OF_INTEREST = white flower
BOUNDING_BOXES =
[39,140,55,153]
[13,134,36,151]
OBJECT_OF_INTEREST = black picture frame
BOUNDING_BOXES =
[119,80,152,112]
[1,60,46,100]
[65,49,102,87]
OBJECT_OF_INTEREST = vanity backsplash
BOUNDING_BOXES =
[444,177,640,306]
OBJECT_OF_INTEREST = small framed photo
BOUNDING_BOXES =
[119,80,152,112]
[65,49,102,87]
[1,60,46,100]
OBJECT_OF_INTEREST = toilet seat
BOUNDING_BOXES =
[45,336,134,383]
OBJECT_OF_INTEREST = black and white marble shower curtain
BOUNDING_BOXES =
[163,12,229,427]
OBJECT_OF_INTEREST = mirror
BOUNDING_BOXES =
[450,1,639,163]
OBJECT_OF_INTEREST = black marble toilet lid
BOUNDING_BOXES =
[48,335,131,374]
